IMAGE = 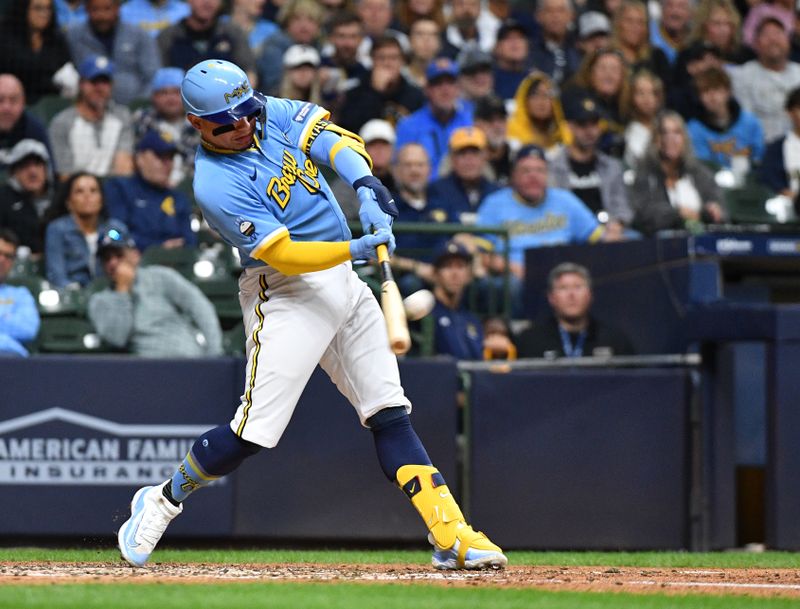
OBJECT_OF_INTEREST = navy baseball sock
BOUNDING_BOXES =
[166,424,261,504]
[367,407,431,481]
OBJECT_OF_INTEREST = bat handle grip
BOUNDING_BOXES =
[375,243,395,282]
[376,243,390,264]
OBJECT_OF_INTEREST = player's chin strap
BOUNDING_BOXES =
[396,464,501,567]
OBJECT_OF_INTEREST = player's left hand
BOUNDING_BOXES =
[354,175,398,235]
[350,228,396,261]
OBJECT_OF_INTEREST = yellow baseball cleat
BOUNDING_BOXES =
[397,464,508,570]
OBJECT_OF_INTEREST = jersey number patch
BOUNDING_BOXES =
[266,150,320,210]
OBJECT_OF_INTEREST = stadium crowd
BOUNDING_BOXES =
[1,0,800,359]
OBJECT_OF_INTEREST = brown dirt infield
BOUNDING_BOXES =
[1,562,800,598]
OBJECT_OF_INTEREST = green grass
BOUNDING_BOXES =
[0,583,798,609]
[1,546,799,569]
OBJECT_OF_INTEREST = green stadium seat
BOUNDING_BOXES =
[38,285,89,316]
[194,277,242,324]
[128,97,150,113]
[140,246,202,279]
[6,274,47,301]
[35,316,110,354]
[723,182,780,225]
[222,321,247,355]
[9,256,44,279]
[28,94,71,124]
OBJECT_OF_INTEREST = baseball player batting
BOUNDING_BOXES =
[116,59,506,571]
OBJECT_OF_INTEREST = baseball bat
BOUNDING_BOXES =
[376,243,411,355]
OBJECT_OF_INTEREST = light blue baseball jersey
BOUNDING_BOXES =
[120,0,191,36]
[193,97,352,269]
[477,187,603,265]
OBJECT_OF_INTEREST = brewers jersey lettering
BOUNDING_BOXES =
[193,98,351,269]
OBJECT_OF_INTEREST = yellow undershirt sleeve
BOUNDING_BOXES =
[253,233,351,275]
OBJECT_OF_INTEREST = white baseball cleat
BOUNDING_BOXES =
[118,481,182,567]
[428,531,508,570]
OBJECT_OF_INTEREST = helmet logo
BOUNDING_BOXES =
[224,81,250,104]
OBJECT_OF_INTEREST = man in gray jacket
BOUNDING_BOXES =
[67,0,161,105]
[548,94,632,240]
[88,228,223,358]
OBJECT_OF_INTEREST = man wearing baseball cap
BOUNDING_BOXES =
[281,45,323,104]
[132,67,199,186]
[329,119,398,220]
[429,126,499,224]
[88,226,222,358]
[477,144,605,280]
[135,68,188,140]
[396,57,473,178]
[576,11,611,58]
[457,48,494,103]
[359,119,397,192]
[48,55,135,179]
[473,95,512,183]
[0,140,54,256]
[103,129,196,252]
[429,239,484,360]
[493,19,532,100]
[283,44,321,71]
[548,93,632,238]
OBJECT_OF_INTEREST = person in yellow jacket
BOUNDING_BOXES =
[507,71,571,153]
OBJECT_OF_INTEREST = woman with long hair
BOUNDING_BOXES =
[278,44,324,104]
[623,69,664,168]
[0,0,74,103]
[611,0,671,86]
[507,71,571,152]
[44,172,127,288]
[684,0,751,64]
[563,48,631,157]
[629,111,725,235]
[405,17,442,87]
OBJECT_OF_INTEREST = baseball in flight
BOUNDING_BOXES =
[403,289,435,321]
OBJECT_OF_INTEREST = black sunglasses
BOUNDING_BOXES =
[211,111,260,136]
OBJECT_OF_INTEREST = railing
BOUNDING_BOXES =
[350,221,513,320]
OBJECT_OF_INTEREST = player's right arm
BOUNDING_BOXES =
[252,229,392,275]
